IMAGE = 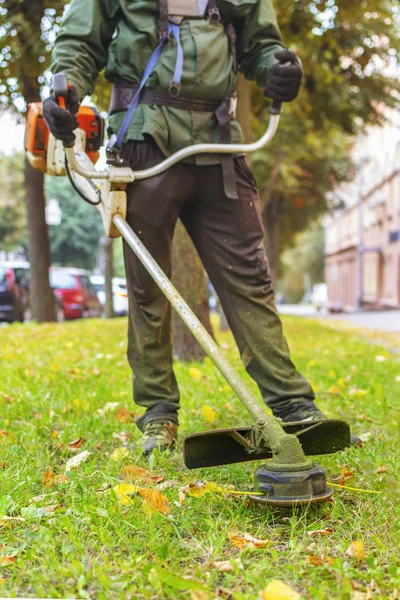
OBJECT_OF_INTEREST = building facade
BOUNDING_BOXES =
[324,110,400,312]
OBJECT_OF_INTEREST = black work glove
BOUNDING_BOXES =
[264,50,303,103]
[43,85,80,146]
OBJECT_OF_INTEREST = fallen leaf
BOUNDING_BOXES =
[228,532,268,549]
[259,580,300,600]
[0,578,6,584]
[0,392,17,403]
[189,367,203,381]
[308,554,334,566]
[114,406,136,423]
[21,504,62,519]
[376,465,388,474]
[339,466,354,485]
[326,385,342,395]
[68,437,86,450]
[0,556,16,566]
[31,492,58,503]
[113,483,138,506]
[43,467,54,487]
[65,450,91,471]
[121,465,164,484]
[210,560,233,572]
[138,487,172,515]
[97,402,119,417]
[111,447,130,461]
[187,481,222,498]
[51,429,59,439]
[306,527,333,537]
[345,540,366,562]
[0,516,25,526]
[54,474,70,485]
[359,432,372,442]
[201,405,216,423]
[112,431,130,443]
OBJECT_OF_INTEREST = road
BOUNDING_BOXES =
[277,305,400,333]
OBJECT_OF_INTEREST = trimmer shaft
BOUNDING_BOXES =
[252,463,333,507]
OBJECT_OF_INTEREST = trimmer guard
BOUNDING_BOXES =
[183,419,351,469]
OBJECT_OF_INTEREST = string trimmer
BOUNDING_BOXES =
[25,73,351,507]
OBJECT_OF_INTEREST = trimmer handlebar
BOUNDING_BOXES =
[53,73,70,110]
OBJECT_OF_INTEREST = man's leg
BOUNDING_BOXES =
[122,139,192,434]
[180,158,323,422]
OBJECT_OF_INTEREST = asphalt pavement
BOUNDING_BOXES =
[277,305,400,333]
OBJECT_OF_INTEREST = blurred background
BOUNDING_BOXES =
[0,1,400,357]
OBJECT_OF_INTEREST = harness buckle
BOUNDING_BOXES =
[208,7,221,23]
[106,133,123,164]
[169,81,181,97]
[228,92,237,121]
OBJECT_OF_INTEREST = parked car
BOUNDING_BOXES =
[0,261,30,322]
[90,275,129,316]
[50,267,102,320]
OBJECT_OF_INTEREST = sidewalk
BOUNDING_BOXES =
[277,304,400,333]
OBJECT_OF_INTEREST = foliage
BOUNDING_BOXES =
[0,152,26,250]
[251,0,400,268]
[0,318,399,596]
[278,221,325,303]
[46,176,103,269]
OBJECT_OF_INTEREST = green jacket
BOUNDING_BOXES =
[51,0,284,163]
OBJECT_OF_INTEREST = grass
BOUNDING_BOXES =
[0,316,399,599]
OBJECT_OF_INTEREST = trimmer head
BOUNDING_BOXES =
[252,463,333,507]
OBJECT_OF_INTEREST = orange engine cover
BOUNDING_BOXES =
[25,102,104,172]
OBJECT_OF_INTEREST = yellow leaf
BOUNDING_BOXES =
[228,532,269,549]
[308,554,334,566]
[51,429,59,439]
[336,378,346,388]
[0,578,6,584]
[345,540,365,562]
[113,483,138,505]
[326,386,342,395]
[72,398,90,412]
[328,370,336,378]
[111,447,130,462]
[189,367,203,381]
[187,481,222,498]
[138,487,172,515]
[201,405,216,423]
[259,580,300,600]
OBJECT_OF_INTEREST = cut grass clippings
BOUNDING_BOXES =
[0,316,399,599]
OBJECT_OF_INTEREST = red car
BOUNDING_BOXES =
[50,267,102,320]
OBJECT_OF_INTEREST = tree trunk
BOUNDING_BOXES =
[236,74,253,145]
[101,237,114,319]
[24,159,56,322]
[171,222,215,361]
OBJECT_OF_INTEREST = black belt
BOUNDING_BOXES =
[109,82,238,200]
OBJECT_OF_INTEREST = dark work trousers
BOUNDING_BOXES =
[122,139,316,431]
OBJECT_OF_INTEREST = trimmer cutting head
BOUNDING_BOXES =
[252,463,333,507]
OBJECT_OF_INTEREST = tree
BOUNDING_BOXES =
[0,152,27,251]
[46,176,103,269]
[0,0,67,321]
[251,0,400,280]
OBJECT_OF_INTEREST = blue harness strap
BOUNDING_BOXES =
[111,22,183,153]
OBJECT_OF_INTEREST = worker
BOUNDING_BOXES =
[43,0,353,455]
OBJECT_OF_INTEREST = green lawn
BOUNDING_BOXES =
[0,317,399,599]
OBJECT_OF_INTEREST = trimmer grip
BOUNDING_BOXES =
[53,73,69,109]
[269,100,282,115]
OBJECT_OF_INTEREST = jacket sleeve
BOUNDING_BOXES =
[220,0,286,87]
[51,0,120,99]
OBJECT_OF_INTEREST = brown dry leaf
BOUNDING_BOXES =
[121,465,164,484]
[43,467,55,487]
[308,554,334,566]
[306,527,333,538]
[201,405,216,423]
[68,437,86,450]
[259,579,300,600]
[190,592,210,600]
[228,532,268,549]
[54,474,70,485]
[346,540,366,562]
[211,560,233,572]
[42,504,62,515]
[138,487,172,515]
[0,392,17,403]
[376,465,388,475]
[0,556,16,566]
[114,406,136,423]
[338,466,354,485]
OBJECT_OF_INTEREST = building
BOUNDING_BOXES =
[324,110,400,312]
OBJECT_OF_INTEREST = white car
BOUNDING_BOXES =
[90,275,129,316]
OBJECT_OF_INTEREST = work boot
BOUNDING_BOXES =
[274,401,361,446]
[138,420,178,456]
